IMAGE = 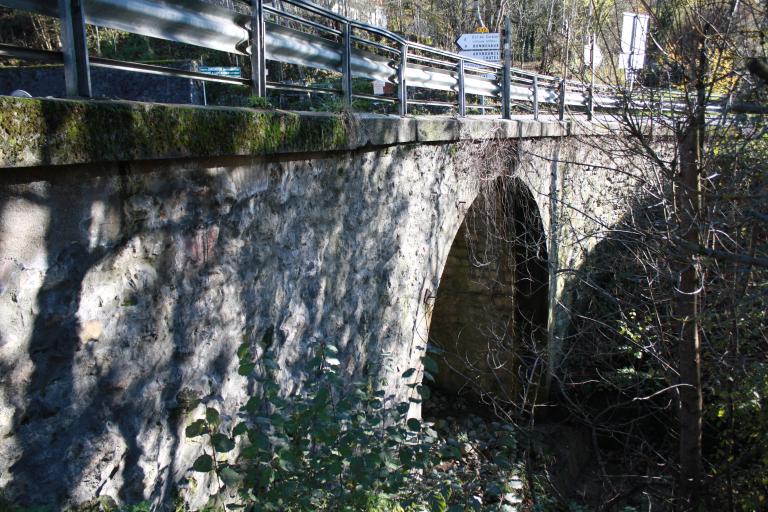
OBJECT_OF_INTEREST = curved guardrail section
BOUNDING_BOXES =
[0,0,728,119]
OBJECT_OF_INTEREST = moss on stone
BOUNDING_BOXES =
[0,96,350,168]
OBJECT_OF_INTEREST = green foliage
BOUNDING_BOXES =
[0,497,156,512]
[0,499,50,512]
[187,330,442,511]
[310,96,347,113]
[246,97,273,109]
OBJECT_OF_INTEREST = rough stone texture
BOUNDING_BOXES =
[514,136,646,384]
[429,177,550,402]
[0,141,494,508]
[0,97,637,508]
[426,135,645,403]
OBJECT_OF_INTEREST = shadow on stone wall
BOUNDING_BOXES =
[534,196,689,507]
[0,125,437,507]
[1,103,166,505]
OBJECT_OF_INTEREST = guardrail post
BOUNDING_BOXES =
[587,32,595,121]
[532,75,539,120]
[398,43,408,116]
[250,0,266,98]
[502,16,511,120]
[457,59,466,116]
[558,78,566,120]
[58,0,91,97]
[342,22,353,107]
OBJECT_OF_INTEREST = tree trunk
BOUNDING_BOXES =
[676,127,703,508]
[675,37,707,510]
[539,0,556,72]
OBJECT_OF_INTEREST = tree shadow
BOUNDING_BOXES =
[2,103,474,508]
[2,98,155,504]
[549,199,683,508]
[1,99,276,506]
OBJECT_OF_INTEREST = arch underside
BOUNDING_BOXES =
[428,176,549,409]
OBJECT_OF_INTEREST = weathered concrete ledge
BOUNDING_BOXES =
[0,96,619,169]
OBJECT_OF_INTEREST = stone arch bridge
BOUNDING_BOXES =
[0,96,643,507]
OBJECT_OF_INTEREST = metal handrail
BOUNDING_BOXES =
[0,0,737,119]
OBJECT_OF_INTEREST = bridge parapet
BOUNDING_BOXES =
[0,96,618,170]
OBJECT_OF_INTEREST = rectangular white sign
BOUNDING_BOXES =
[456,33,500,50]
[372,80,386,96]
[619,12,649,69]
[459,49,501,64]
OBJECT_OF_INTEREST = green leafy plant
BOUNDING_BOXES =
[186,329,443,511]
[246,96,273,109]
[310,96,346,113]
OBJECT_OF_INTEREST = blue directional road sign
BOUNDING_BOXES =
[199,66,242,77]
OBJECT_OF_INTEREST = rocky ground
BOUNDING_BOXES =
[420,390,529,511]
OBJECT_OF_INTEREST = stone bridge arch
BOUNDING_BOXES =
[422,174,550,409]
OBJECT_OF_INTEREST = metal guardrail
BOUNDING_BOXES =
[0,0,733,120]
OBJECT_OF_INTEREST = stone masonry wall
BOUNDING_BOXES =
[0,140,493,508]
[0,95,639,509]
[514,136,646,386]
[425,134,645,406]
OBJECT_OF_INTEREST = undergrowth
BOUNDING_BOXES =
[184,329,525,511]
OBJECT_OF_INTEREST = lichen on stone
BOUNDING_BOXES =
[0,96,350,168]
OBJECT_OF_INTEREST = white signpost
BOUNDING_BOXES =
[619,12,649,70]
[458,49,501,63]
[456,33,500,51]
[372,80,386,96]
[583,42,603,69]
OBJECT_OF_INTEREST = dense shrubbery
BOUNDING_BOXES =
[187,330,448,511]
[184,327,540,512]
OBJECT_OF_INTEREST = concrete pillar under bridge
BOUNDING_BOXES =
[0,96,641,508]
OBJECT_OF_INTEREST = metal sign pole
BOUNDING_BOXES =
[342,22,352,107]
[588,32,595,120]
[559,78,566,120]
[398,43,408,116]
[250,0,266,98]
[58,0,91,97]
[458,59,466,116]
[627,14,637,93]
[502,16,511,120]
[199,59,207,105]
